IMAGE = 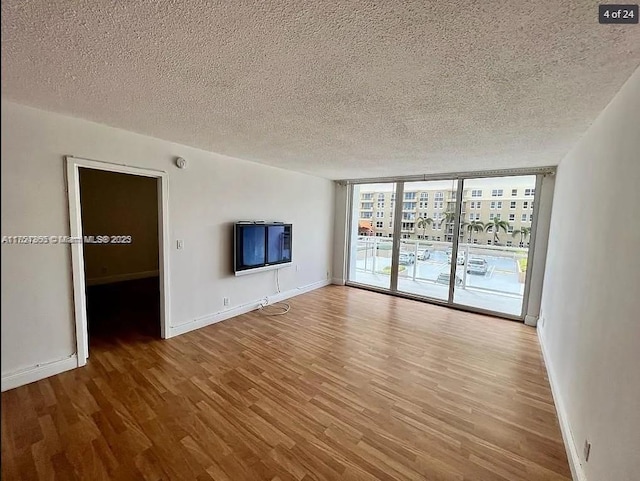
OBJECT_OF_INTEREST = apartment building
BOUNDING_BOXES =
[359,181,536,246]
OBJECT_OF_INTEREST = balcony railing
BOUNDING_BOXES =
[350,236,528,315]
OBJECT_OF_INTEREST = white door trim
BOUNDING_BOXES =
[65,155,171,367]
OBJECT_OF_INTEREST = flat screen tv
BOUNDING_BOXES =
[234,222,292,275]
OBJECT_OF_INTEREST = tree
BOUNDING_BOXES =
[461,220,485,244]
[512,226,532,247]
[485,218,510,244]
[442,210,456,226]
[440,210,457,239]
[416,216,433,240]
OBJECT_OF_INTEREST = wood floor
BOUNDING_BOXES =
[1,286,571,480]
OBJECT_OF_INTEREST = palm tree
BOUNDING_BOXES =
[439,210,457,239]
[485,218,510,244]
[416,216,433,240]
[512,226,532,247]
[461,220,485,244]
[442,210,456,226]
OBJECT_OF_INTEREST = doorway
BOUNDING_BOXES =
[80,167,160,345]
[66,156,170,366]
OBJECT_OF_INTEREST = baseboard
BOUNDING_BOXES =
[168,279,331,338]
[86,270,159,286]
[265,279,331,304]
[331,278,345,286]
[537,327,587,481]
[1,354,78,392]
[524,314,538,327]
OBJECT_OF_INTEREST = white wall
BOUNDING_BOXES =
[539,67,640,481]
[1,101,334,385]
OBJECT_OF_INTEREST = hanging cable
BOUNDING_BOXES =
[258,268,290,316]
[258,302,290,316]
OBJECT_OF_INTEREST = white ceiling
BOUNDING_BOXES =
[2,1,639,180]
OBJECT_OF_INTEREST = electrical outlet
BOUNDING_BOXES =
[223,297,230,307]
[584,440,591,462]
[176,239,184,250]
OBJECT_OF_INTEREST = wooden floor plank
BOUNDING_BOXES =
[1,285,571,480]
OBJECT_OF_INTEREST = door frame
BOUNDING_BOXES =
[65,155,170,366]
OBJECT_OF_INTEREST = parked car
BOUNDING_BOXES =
[436,271,463,286]
[447,249,466,265]
[417,249,431,260]
[399,252,416,265]
[466,257,488,275]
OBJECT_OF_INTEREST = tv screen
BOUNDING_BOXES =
[241,225,266,267]
[234,223,292,275]
[267,225,291,264]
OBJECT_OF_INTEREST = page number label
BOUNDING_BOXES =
[599,4,638,23]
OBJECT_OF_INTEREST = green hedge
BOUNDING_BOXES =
[518,258,528,272]
[381,265,406,274]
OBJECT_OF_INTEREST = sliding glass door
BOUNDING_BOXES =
[346,172,542,320]
[347,183,396,290]
[396,179,458,301]
[452,175,537,316]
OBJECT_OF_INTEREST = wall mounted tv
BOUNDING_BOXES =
[234,222,292,276]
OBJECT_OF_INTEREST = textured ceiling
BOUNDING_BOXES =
[2,1,639,179]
